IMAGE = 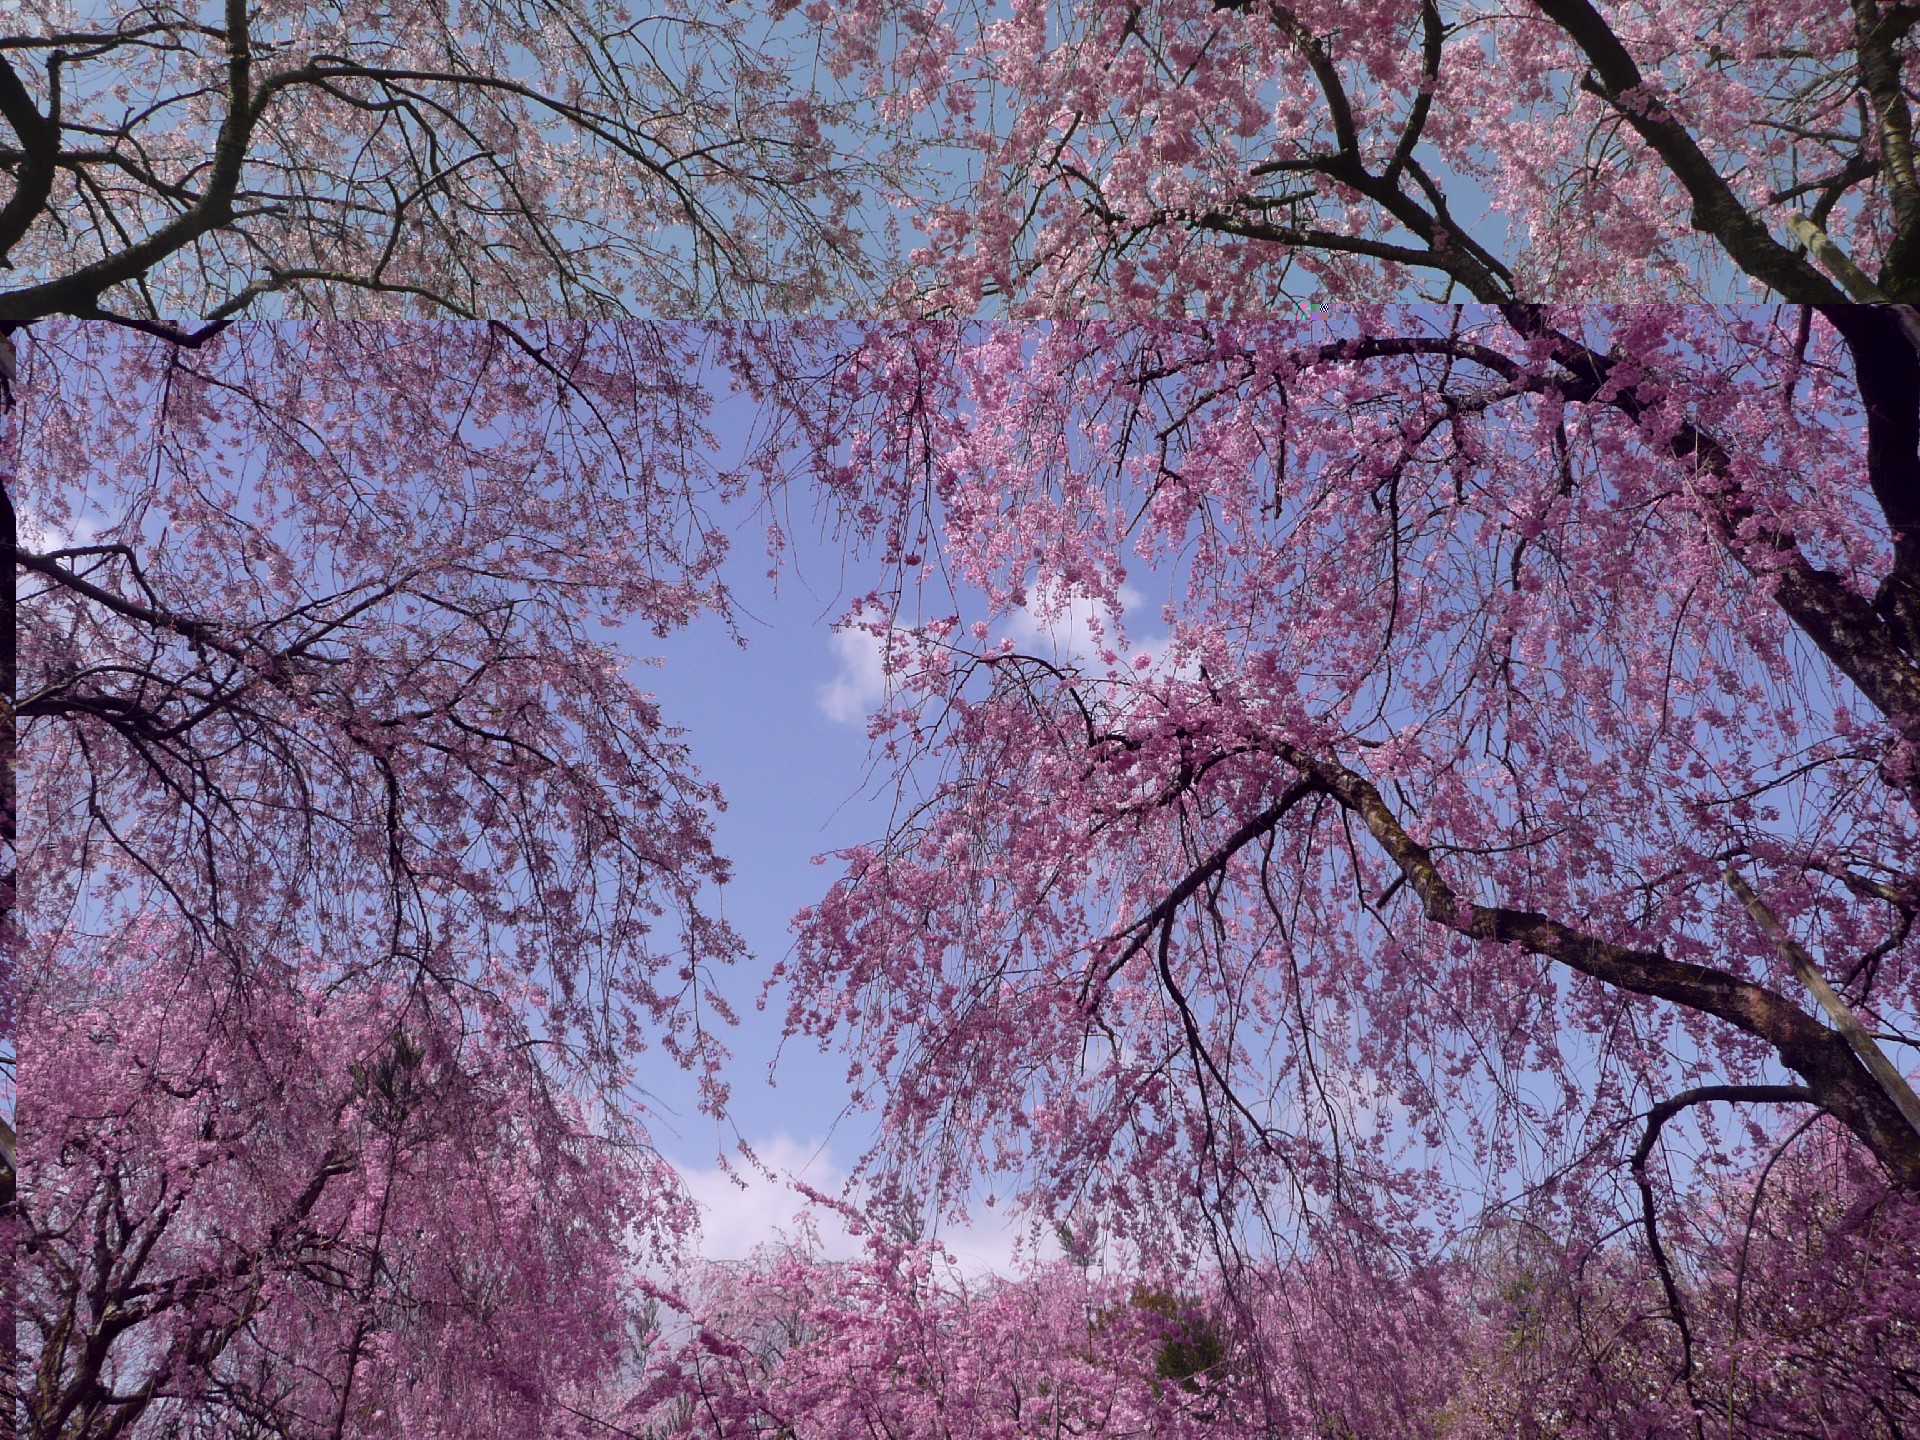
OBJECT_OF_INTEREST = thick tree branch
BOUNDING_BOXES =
[1529,0,1849,301]
[1499,305,1920,745]
[1853,0,1920,293]
[1815,303,1920,658]
[1787,215,1890,300]
[1263,735,1920,1187]
[1191,212,1509,300]
[2,337,16,1225]
[0,55,59,267]
[1383,0,1445,188]
[0,0,253,323]
[1722,866,1920,1143]
[15,547,236,658]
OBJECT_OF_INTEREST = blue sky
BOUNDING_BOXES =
[633,518,891,1242]
[615,373,1030,1265]
[623,378,1182,1270]
[634,511,1083,1272]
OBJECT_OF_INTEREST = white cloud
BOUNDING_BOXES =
[816,627,888,726]
[1004,582,1143,668]
[677,1134,1033,1277]
[1000,582,1199,687]
[16,505,99,555]
[679,1135,864,1262]
[819,586,1181,729]
[927,1203,1027,1278]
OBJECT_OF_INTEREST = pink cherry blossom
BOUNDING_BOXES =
[808,0,1914,308]
[11,321,753,1437]
[768,306,1920,1423]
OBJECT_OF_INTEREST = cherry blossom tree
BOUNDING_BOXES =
[23,0,1920,327]
[1447,1126,1920,1437]
[3,316,20,1424]
[624,1153,1916,1440]
[20,918,688,1440]
[18,321,750,1080]
[632,1238,1258,1439]
[762,304,1920,1419]
[0,0,893,331]
[10,320,759,1435]
[812,0,1920,310]
[13,294,1920,1429]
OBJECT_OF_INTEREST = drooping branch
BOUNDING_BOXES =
[3,0,882,325]
[1081,777,1318,1007]
[1629,1084,1816,1402]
